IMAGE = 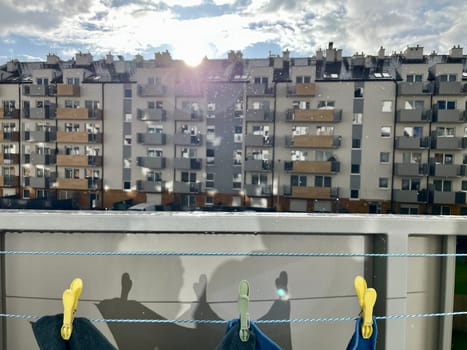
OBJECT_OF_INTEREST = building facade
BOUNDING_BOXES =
[1,44,467,214]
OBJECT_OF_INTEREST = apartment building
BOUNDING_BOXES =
[1,44,466,214]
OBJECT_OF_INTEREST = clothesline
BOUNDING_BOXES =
[1,250,467,257]
[2,311,467,324]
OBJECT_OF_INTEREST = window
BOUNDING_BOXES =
[206,149,215,165]
[205,195,214,205]
[147,148,162,157]
[432,205,451,215]
[124,135,132,145]
[315,176,331,187]
[352,113,362,124]
[382,100,393,112]
[292,100,310,110]
[292,126,308,135]
[403,126,422,138]
[439,74,456,82]
[354,87,364,98]
[123,181,131,190]
[401,178,420,191]
[351,164,360,174]
[350,190,359,199]
[404,100,424,110]
[124,88,132,98]
[433,179,452,192]
[437,100,456,110]
[23,189,30,199]
[251,174,268,185]
[436,127,455,137]
[462,181,467,191]
[434,153,453,164]
[380,152,390,163]
[291,175,307,187]
[352,139,361,149]
[379,177,389,189]
[317,100,335,109]
[316,126,334,135]
[206,173,215,188]
[65,168,79,179]
[380,126,391,137]
[400,206,418,215]
[406,74,423,82]
[402,152,421,164]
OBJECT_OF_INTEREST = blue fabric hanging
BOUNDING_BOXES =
[31,314,116,350]
[346,316,378,350]
[215,319,282,350]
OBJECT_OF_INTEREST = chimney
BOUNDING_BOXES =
[47,53,60,65]
[75,52,93,65]
[316,48,324,61]
[6,60,19,73]
[449,45,463,58]
[378,46,385,59]
[105,53,114,64]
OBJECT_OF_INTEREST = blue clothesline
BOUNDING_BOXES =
[1,311,467,324]
[1,250,467,257]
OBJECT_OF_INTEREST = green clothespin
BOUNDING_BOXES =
[238,280,250,342]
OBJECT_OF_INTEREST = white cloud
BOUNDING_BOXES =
[0,0,467,62]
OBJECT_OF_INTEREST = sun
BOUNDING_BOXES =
[174,42,207,67]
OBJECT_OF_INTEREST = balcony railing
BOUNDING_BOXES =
[56,132,103,143]
[435,81,462,95]
[138,84,167,97]
[137,108,166,121]
[431,190,465,204]
[396,109,429,123]
[56,108,102,120]
[0,153,20,165]
[395,136,430,149]
[56,84,80,97]
[55,178,102,190]
[26,153,56,165]
[286,109,342,122]
[174,134,203,146]
[287,83,316,96]
[0,108,20,119]
[429,163,465,177]
[246,84,274,96]
[283,185,339,199]
[285,135,341,148]
[245,110,273,122]
[393,189,427,203]
[136,180,166,193]
[28,106,56,119]
[394,163,428,176]
[431,108,466,123]
[136,157,166,169]
[244,159,273,172]
[431,136,466,150]
[244,134,273,147]
[137,133,166,145]
[244,184,272,196]
[173,109,203,121]
[56,155,102,167]
[0,175,19,187]
[398,82,432,95]
[284,161,340,174]
[0,131,20,142]
[173,181,202,193]
[24,130,57,142]
[173,158,202,170]
[22,84,51,96]
[24,175,57,188]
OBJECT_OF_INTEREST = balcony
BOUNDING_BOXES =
[0,108,19,119]
[26,153,56,165]
[244,184,272,197]
[137,133,166,145]
[244,159,273,172]
[394,163,428,176]
[431,190,465,204]
[24,175,57,188]
[24,130,57,142]
[173,109,203,121]
[431,136,466,150]
[245,110,273,122]
[136,157,166,169]
[173,181,202,193]
[432,108,466,123]
[56,84,80,97]
[57,155,102,167]
[137,108,166,121]
[0,175,19,187]
[22,84,51,96]
[287,83,316,96]
[244,134,273,147]
[435,81,462,95]
[55,178,102,190]
[0,153,20,165]
[396,109,429,123]
[57,132,103,143]
[284,161,340,174]
[138,84,167,97]
[56,107,102,120]
[398,82,432,95]
[286,109,342,123]
[283,185,339,199]
[0,132,20,142]
[174,84,202,97]
[246,84,274,96]
[393,189,427,203]
[174,158,202,170]
[430,163,465,177]
[395,136,430,149]
[285,135,341,148]
[174,134,202,146]
[136,180,166,193]
[28,106,56,119]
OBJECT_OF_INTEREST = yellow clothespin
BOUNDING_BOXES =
[61,278,83,340]
[238,280,250,342]
[354,276,377,339]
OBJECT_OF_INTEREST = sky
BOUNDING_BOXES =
[1,0,467,66]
